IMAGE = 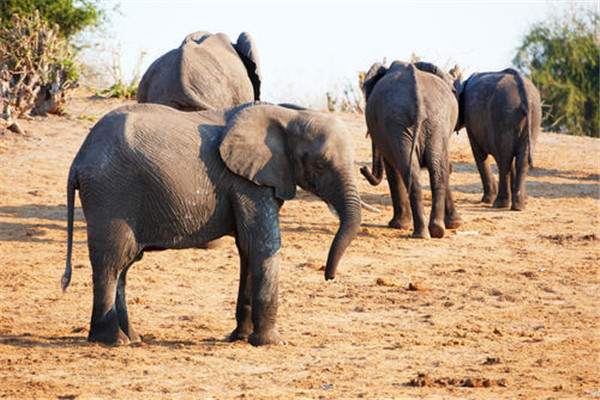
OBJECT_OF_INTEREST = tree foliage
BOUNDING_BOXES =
[0,0,105,39]
[513,6,599,137]
[1,11,79,128]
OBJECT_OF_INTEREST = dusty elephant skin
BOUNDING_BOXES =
[137,31,261,111]
[62,102,361,346]
[455,68,542,210]
[361,61,462,239]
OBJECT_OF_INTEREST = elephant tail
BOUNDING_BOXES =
[406,64,424,194]
[360,134,384,186]
[505,68,534,167]
[62,170,78,292]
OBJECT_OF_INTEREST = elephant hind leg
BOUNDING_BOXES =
[384,161,412,230]
[115,263,141,343]
[492,153,513,209]
[511,146,529,211]
[88,221,140,345]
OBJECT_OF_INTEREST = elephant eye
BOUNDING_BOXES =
[314,159,327,170]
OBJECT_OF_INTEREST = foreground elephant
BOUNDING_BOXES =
[137,31,261,110]
[62,102,361,346]
[360,61,461,238]
[455,68,541,210]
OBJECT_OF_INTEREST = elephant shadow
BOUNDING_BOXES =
[449,161,599,200]
[0,333,88,348]
[0,333,231,349]
[0,204,86,243]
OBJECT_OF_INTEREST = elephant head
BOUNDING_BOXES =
[362,62,388,101]
[219,104,361,280]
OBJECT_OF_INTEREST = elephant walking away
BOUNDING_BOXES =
[62,102,361,346]
[455,68,542,210]
[137,31,261,110]
[361,61,462,238]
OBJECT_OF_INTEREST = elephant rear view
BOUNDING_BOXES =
[137,31,261,111]
[361,61,462,238]
[457,69,542,210]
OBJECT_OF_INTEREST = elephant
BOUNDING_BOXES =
[454,68,542,210]
[137,31,261,110]
[61,102,361,346]
[360,61,462,238]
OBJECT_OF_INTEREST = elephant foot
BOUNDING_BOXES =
[88,327,130,346]
[511,201,525,211]
[492,198,510,209]
[411,227,431,239]
[429,221,445,239]
[228,326,253,342]
[388,218,411,230]
[126,327,142,344]
[445,213,462,230]
[481,194,496,204]
[248,328,285,346]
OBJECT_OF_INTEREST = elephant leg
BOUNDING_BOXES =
[468,133,497,203]
[232,191,284,346]
[229,237,253,342]
[493,153,512,209]
[248,250,283,346]
[384,160,412,229]
[444,160,462,229]
[511,146,529,211]
[115,263,141,343]
[426,159,447,239]
[398,154,428,239]
[88,221,138,345]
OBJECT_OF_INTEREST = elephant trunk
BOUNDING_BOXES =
[323,178,362,280]
[360,138,384,186]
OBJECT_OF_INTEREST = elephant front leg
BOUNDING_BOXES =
[248,250,284,346]
[232,192,284,346]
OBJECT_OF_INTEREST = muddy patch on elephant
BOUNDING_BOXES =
[0,90,599,399]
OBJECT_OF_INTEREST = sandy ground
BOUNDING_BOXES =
[1,91,599,399]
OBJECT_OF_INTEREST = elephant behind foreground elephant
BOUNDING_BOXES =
[137,31,261,110]
[62,102,361,346]
[455,68,542,210]
[360,60,462,238]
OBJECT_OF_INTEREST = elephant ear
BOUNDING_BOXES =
[362,62,388,101]
[180,31,212,47]
[233,32,262,100]
[219,105,296,200]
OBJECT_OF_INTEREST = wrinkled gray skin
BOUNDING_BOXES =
[455,69,542,210]
[62,102,361,346]
[137,31,261,110]
[361,61,462,238]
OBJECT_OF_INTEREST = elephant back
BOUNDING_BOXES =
[138,32,256,111]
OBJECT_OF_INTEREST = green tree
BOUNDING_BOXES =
[0,0,106,39]
[513,6,599,137]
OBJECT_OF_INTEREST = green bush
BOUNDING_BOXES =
[513,6,599,137]
[0,0,106,39]
[0,11,80,118]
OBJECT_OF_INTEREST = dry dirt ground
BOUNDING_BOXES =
[1,91,599,399]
